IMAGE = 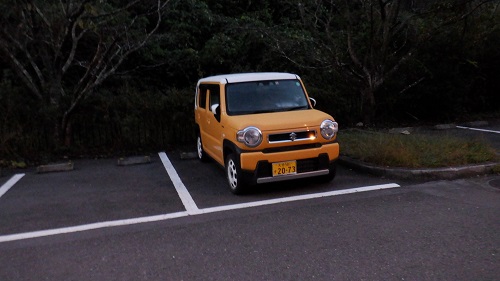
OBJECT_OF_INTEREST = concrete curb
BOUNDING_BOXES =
[433,120,490,130]
[29,155,153,174]
[117,156,152,166]
[434,123,457,130]
[339,156,499,180]
[180,152,198,160]
[37,162,74,174]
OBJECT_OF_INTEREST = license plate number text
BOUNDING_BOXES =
[272,161,297,177]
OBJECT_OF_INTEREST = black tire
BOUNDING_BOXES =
[225,153,246,194]
[196,134,209,162]
[318,162,337,183]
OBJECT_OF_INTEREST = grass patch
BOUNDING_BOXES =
[492,164,500,174]
[339,130,498,168]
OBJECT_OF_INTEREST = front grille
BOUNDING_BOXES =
[262,143,321,154]
[268,130,316,143]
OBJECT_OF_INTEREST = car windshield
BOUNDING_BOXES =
[225,79,310,115]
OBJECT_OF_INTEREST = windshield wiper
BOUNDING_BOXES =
[282,106,308,111]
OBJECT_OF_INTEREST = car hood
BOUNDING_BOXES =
[224,109,334,132]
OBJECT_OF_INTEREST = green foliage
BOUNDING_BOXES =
[391,1,500,123]
[492,164,500,174]
[0,0,499,163]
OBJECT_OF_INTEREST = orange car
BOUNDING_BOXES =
[195,72,339,194]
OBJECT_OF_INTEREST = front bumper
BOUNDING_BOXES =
[239,142,339,184]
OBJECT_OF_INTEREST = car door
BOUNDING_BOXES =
[198,83,224,165]
[196,83,209,144]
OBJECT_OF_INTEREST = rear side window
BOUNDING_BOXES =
[210,90,220,108]
[198,86,208,109]
[199,84,220,110]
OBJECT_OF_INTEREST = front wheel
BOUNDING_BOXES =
[225,153,246,194]
[317,162,337,183]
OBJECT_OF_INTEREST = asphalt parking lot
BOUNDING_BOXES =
[0,120,499,241]
[0,122,498,280]
[0,150,402,241]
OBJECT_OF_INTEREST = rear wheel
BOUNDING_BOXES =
[196,134,209,162]
[225,153,246,194]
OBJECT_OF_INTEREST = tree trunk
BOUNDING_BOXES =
[51,114,72,151]
[361,87,376,125]
[63,117,72,147]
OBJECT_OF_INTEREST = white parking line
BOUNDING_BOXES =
[159,152,200,214]
[0,173,25,200]
[456,126,500,134]
[196,183,400,214]
[0,183,399,243]
[0,154,400,243]
[0,212,189,243]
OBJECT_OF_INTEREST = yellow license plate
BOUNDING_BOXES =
[272,160,297,177]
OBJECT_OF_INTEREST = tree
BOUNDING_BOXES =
[268,0,497,124]
[266,0,419,124]
[412,0,500,119]
[0,0,168,147]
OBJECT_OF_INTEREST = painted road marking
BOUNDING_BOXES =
[456,126,500,134]
[0,152,400,243]
[197,183,400,214]
[0,212,189,243]
[0,173,25,200]
[0,183,399,243]
[159,152,200,214]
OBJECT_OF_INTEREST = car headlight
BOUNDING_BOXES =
[320,120,338,140]
[237,126,263,147]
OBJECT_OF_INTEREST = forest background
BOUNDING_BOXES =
[1,0,499,165]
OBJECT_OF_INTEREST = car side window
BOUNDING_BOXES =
[208,85,220,110]
[198,86,207,109]
[207,85,221,122]
[200,84,220,111]
[210,89,220,108]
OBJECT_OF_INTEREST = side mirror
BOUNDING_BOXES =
[309,97,316,108]
[211,104,221,122]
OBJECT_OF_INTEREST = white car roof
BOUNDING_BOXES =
[197,72,300,85]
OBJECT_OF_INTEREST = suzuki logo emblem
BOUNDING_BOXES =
[289,132,297,141]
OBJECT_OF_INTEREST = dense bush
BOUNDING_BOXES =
[0,0,498,164]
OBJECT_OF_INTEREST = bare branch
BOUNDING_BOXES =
[65,0,168,118]
[398,76,425,95]
[0,42,42,100]
[1,28,46,91]
[32,3,51,27]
